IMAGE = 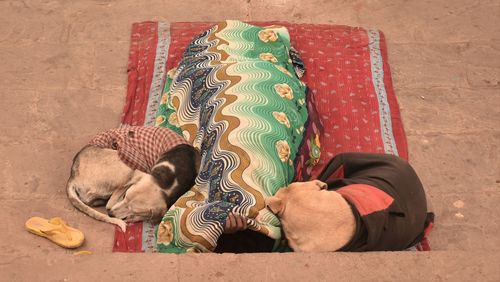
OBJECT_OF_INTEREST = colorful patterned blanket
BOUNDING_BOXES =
[154,21,310,253]
[114,21,432,252]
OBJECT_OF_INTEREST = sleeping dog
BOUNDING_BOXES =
[266,152,430,252]
[66,126,200,231]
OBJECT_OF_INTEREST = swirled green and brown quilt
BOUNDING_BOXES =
[154,20,308,253]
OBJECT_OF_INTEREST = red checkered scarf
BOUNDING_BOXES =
[88,126,188,172]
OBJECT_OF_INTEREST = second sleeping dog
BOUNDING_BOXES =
[266,152,430,252]
[67,126,200,231]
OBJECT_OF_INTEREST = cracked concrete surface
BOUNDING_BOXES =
[0,0,499,281]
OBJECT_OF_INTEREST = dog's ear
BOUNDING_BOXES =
[316,180,328,190]
[180,145,201,173]
[163,144,201,173]
[266,196,284,215]
[193,147,201,174]
[151,164,175,190]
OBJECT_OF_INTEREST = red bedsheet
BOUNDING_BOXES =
[116,21,428,253]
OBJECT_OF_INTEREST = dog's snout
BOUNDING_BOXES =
[107,209,114,217]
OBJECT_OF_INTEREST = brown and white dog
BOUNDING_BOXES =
[266,152,429,252]
[265,180,356,252]
[67,133,200,232]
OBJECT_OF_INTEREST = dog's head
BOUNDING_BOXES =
[106,170,168,223]
[265,180,355,252]
[150,144,201,207]
[106,144,201,224]
[266,180,327,216]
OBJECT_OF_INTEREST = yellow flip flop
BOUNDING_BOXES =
[25,217,84,249]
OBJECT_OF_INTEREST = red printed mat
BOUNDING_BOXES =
[115,21,429,252]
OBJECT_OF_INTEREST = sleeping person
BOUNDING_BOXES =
[265,152,432,252]
[154,20,310,253]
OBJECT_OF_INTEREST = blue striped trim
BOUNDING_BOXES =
[144,22,171,126]
[141,222,158,252]
[367,29,399,156]
[141,22,171,252]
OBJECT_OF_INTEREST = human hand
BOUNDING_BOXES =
[223,213,248,234]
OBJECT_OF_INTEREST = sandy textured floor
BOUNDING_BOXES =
[0,0,499,281]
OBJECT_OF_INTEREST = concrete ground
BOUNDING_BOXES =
[0,0,499,281]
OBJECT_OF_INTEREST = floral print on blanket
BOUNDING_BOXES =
[154,20,308,253]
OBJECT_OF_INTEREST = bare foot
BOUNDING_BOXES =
[223,213,248,234]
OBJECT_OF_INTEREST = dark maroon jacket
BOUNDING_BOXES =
[318,152,428,251]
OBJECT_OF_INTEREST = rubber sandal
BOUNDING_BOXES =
[25,217,84,249]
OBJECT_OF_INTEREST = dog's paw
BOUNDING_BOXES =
[110,218,127,232]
